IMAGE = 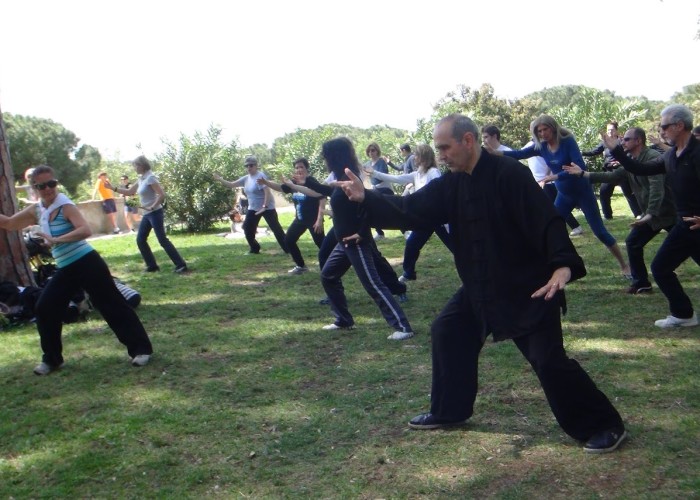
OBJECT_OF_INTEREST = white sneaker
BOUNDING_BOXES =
[131,354,151,366]
[374,233,385,241]
[570,227,584,236]
[387,331,414,340]
[654,314,698,328]
[33,362,62,375]
[288,265,309,275]
[322,323,355,331]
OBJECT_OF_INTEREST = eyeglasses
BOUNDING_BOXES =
[33,180,58,190]
[659,122,677,131]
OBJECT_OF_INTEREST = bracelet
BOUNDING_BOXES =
[579,170,585,178]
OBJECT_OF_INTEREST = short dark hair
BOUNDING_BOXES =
[399,143,411,153]
[481,125,501,140]
[629,127,646,144]
[133,155,152,171]
[293,158,310,170]
[30,165,55,182]
[607,121,619,129]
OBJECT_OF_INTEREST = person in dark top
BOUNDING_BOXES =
[257,158,325,274]
[566,128,676,295]
[582,121,641,219]
[303,137,414,340]
[601,104,700,328]
[335,114,627,454]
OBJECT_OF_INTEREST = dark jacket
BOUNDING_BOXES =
[588,147,676,231]
[362,150,586,341]
[611,135,700,218]
[582,141,618,171]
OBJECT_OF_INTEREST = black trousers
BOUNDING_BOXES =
[35,251,153,366]
[242,209,288,254]
[429,287,623,441]
[599,176,641,219]
[285,217,324,267]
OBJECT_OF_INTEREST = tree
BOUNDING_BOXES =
[0,105,35,286]
[671,83,700,118]
[3,114,100,196]
[156,125,242,232]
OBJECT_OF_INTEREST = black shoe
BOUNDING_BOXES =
[397,293,408,303]
[318,297,330,305]
[145,266,160,273]
[627,284,652,295]
[408,413,466,430]
[583,426,627,454]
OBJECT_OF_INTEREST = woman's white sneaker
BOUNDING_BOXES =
[654,314,698,328]
[387,331,414,340]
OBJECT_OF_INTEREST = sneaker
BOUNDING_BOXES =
[33,362,62,376]
[627,285,652,295]
[145,266,160,273]
[397,293,408,303]
[322,323,355,331]
[408,413,466,430]
[288,265,309,275]
[387,330,414,340]
[318,297,330,305]
[131,354,151,367]
[374,233,385,241]
[398,274,416,284]
[569,227,584,236]
[112,228,121,234]
[654,313,699,328]
[174,265,188,274]
[583,426,628,454]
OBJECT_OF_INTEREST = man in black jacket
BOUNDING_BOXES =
[602,104,700,328]
[335,114,627,454]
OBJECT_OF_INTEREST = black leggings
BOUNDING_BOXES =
[242,209,288,254]
[35,251,152,366]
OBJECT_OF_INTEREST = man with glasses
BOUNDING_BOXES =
[566,128,675,294]
[601,104,700,328]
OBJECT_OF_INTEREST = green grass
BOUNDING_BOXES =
[1,196,699,498]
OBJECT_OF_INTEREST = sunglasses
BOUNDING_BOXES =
[622,137,636,142]
[33,179,59,190]
[659,122,677,131]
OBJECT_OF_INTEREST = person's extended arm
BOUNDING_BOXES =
[369,170,414,186]
[213,173,245,189]
[565,163,625,184]
[0,204,38,231]
[106,180,138,196]
[313,198,327,234]
[501,143,538,161]
[581,142,604,157]
[601,134,666,176]
[38,204,92,243]
[302,176,334,197]
[258,177,283,192]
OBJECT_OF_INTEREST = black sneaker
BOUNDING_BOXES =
[145,266,160,273]
[408,413,466,430]
[397,293,408,303]
[627,285,652,294]
[318,297,330,305]
[583,426,627,454]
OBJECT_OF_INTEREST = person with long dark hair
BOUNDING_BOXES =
[0,165,153,375]
[108,156,187,273]
[302,137,414,340]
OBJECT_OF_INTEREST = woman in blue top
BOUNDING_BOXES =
[0,165,153,375]
[492,115,630,276]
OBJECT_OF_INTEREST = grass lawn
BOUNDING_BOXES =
[1,196,698,498]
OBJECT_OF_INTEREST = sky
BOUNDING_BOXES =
[2,0,699,161]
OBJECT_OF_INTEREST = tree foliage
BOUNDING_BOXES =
[3,114,100,196]
[155,125,242,232]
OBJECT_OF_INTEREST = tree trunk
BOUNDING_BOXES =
[0,103,36,286]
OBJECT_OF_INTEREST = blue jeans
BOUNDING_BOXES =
[651,221,700,318]
[321,240,412,332]
[555,179,616,247]
[137,208,186,270]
